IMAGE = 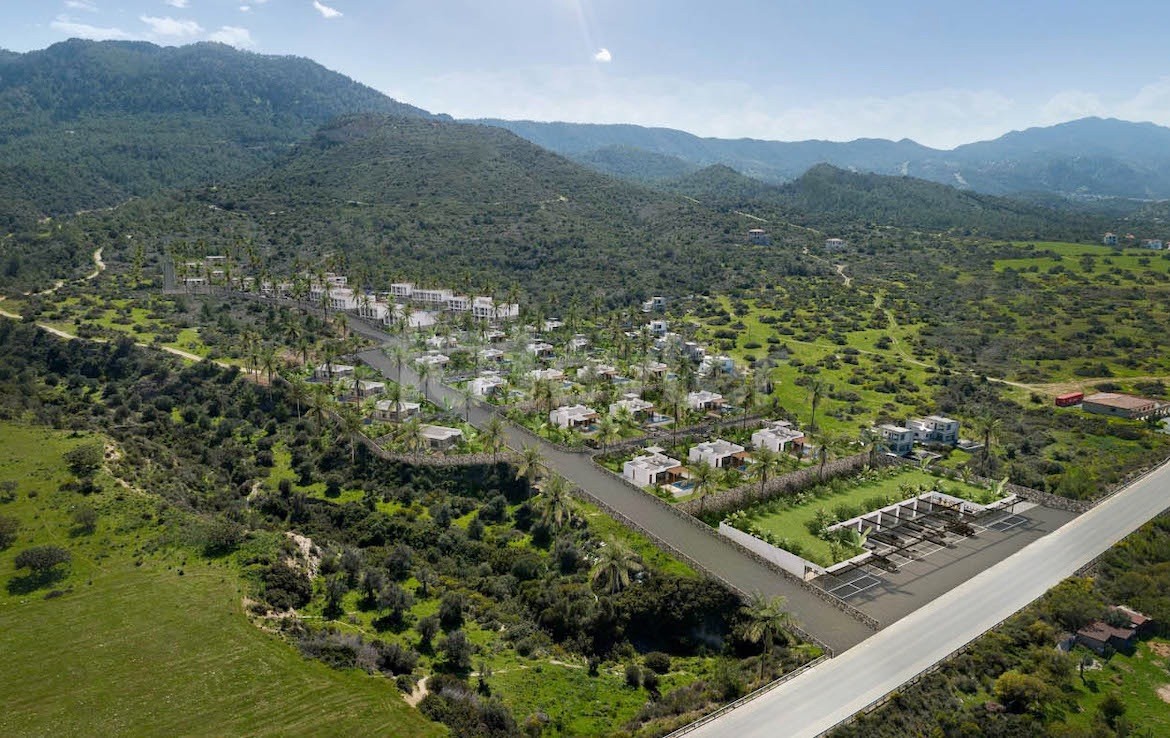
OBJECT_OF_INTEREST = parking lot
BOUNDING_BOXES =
[813,503,1078,624]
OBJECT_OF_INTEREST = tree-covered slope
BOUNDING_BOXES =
[0,39,438,223]
[93,115,817,302]
[664,163,1104,238]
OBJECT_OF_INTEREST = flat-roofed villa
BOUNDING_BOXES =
[751,420,806,453]
[687,390,725,412]
[549,404,598,430]
[610,395,654,418]
[313,363,355,381]
[689,439,748,469]
[623,452,685,487]
[373,399,421,422]
[421,424,464,451]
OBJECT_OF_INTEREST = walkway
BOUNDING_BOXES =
[685,458,1170,737]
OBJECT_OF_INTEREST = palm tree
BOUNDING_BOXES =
[458,384,475,423]
[749,448,782,503]
[415,361,432,402]
[396,417,426,454]
[663,381,686,444]
[859,427,883,465]
[740,377,758,429]
[539,474,574,530]
[972,415,1002,475]
[483,416,506,464]
[532,378,555,417]
[590,541,644,595]
[814,435,837,480]
[596,414,621,455]
[808,379,825,432]
[687,461,721,516]
[260,345,279,387]
[288,375,310,418]
[309,383,332,431]
[516,445,546,490]
[740,592,795,679]
[337,403,365,462]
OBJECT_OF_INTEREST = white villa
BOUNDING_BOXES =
[610,395,654,418]
[314,363,355,381]
[649,319,669,336]
[470,374,507,398]
[878,424,915,456]
[549,404,598,430]
[689,439,747,469]
[337,377,385,400]
[421,424,464,451]
[529,368,565,382]
[577,364,617,382]
[569,335,590,352]
[623,452,684,487]
[479,348,506,363]
[825,238,847,250]
[415,352,450,368]
[426,335,457,350]
[687,390,725,412]
[752,421,806,454]
[907,415,960,445]
[642,296,666,312]
[413,288,454,306]
[634,361,670,380]
[527,341,555,358]
[373,399,421,421]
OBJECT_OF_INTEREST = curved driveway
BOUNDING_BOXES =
[349,320,875,653]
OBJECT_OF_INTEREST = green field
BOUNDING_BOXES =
[734,468,1000,566]
[0,423,440,737]
[1065,640,1170,734]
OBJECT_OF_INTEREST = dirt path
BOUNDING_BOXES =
[835,264,851,287]
[404,677,428,707]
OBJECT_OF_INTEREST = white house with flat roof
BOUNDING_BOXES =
[425,335,457,350]
[908,415,960,445]
[415,352,450,368]
[529,368,565,382]
[314,363,355,381]
[624,452,684,487]
[610,395,654,418]
[373,399,421,421]
[472,297,519,321]
[479,347,506,364]
[421,424,463,451]
[689,439,747,469]
[752,421,806,454]
[549,404,598,429]
[527,341,555,358]
[687,390,725,412]
[357,297,391,321]
[634,361,670,380]
[413,288,454,306]
[470,373,507,398]
[642,296,666,312]
[825,238,847,250]
[649,319,669,336]
[337,377,385,400]
[577,364,617,382]
[878,424,915,456]
[446,295,471,312]
[390,283,414,299]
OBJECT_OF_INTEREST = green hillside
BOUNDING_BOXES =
[90,114,820,302]
[0,39,436,224]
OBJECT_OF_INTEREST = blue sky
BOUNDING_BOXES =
[5,0,1170,147]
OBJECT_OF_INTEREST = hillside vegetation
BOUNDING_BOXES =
[0,39,436,223]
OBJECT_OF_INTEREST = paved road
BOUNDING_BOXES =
[686,459,1170,738]
[348,321,877,653]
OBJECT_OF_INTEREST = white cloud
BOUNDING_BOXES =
[50,14,135,41]
[240,5,251,12]
[312,0,342,19]
[592,48,612,63]
[164,0,190,8]
[64,0,98,12]
[139,15,203,37]
[207,25,255,48]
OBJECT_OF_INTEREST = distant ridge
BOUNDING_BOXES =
[475,117,1170,200]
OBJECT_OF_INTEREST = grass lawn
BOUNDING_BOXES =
[0,423,440,737]
[738,467,1000,566]
[1064,640,1170,734]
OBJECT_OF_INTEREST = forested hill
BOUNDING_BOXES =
[93,115,817,302]
[0,39,438,223]
[664,163,1105,239]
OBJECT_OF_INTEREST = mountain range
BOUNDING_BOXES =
[475,117,1170,201]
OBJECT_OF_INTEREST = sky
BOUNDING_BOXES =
[5,0,1170,148]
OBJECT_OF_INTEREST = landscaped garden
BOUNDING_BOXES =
[725,466,1008,567]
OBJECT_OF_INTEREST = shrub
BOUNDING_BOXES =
[0,515,18,549]
[625,663,642,688]
[14,545,71,573]
[644,651,672,674]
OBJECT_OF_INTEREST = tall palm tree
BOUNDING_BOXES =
[663,381,686,444]
[415,361,432,402]
[287,375,309,418]
[859,427,883,465]
[337,403,365,462]
[749,447,782,503]
[972,415,1002,475]
[740,592,795,678]
[597,414,621,455]
[590,541,644,595]
[688,461,721,516]
[808,379,825,432]
[540,474,575,530]
[458,384,475,423]
[516,445,546,490]
[483,416,505,464]
[396,417,426,454]
[260,345,279,387]
[309,383,332,431]
[741,376,758,429]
